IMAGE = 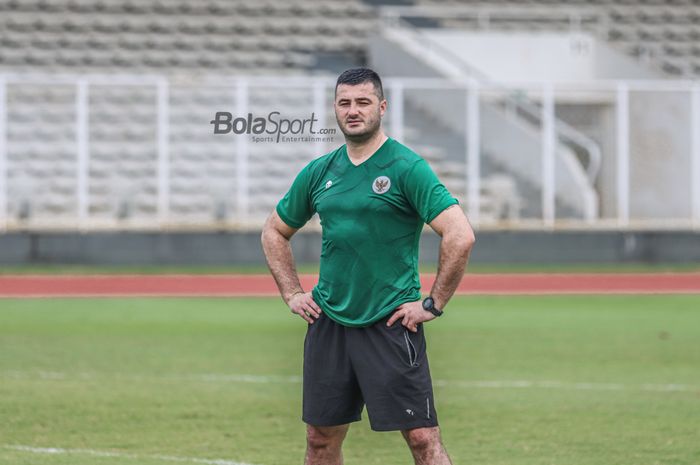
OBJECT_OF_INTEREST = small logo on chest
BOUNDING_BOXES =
[325,180,333,189]
[372,176,391,194]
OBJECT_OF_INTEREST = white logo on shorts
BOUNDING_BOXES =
[325,180,332,189]
[372,176,391,194]
[405,409,415,416]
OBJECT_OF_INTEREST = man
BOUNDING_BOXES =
[261,68,475,465]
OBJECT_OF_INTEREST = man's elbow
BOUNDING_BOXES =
[464,225,476,248]
[444,225,475,254]
[458,228,476,253]
[261,217,270,242]
[261,212,294,248]
[260,227,269,247]
[261,215,278,247]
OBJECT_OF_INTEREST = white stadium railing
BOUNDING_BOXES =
[0,73,699,231]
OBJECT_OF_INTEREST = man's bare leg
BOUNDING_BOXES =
[401,426,452,465]
[305,424,350,465]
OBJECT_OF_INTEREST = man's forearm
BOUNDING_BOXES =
[430,232,474,310]
[261,229,305,304]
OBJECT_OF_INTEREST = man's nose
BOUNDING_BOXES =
[347,103,360,115]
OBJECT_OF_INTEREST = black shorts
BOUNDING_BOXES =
[302,311,439,432]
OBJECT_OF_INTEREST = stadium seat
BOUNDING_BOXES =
[0,0,548,224]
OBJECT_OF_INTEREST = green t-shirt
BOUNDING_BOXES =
[276,137,458,327]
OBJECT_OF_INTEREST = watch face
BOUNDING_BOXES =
[423,297,433,310]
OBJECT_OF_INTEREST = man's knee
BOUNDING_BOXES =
[402,426,441,452]
[306,424,348,451]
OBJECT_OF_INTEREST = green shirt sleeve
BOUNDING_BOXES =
[276,164,315,229]
[403,159,459,224]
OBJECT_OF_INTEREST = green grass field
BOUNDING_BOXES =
[1,295,699,465]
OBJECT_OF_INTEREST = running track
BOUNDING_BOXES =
[0,273,699,297]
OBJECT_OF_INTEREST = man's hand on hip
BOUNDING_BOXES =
[387,301,435,332]
[288,291,322,324]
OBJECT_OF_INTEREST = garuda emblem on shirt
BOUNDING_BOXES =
[372,176,391,194]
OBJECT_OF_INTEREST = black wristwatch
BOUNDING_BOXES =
[422,296,443,317]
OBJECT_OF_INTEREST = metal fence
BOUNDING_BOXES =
[0,73,698,231]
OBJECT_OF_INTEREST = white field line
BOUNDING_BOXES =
[431,379,698,392]
[2,370,697,393]
[2,445,256,465]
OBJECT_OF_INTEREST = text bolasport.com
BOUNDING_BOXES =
[210,111,336,143]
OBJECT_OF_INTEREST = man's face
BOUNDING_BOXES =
[334,82,387,143]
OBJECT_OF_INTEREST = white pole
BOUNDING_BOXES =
[235,78,249,222]
[616,83,630,226]
[313,78,327,156]
[157,79,170,225]
[541,83,556,227]
[692,85,700,228]
[76,80,89,228]
[466,80,480,225]
[390,81,404,143]
[0,77,7,231]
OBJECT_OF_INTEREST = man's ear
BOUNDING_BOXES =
[379,98,387,116]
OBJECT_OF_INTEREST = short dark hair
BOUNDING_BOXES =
[335,68,384,100]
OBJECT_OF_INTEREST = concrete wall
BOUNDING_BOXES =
[1,230,699,265]
[629,92,693,219]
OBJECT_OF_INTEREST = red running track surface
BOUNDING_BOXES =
[0,273,699,298]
